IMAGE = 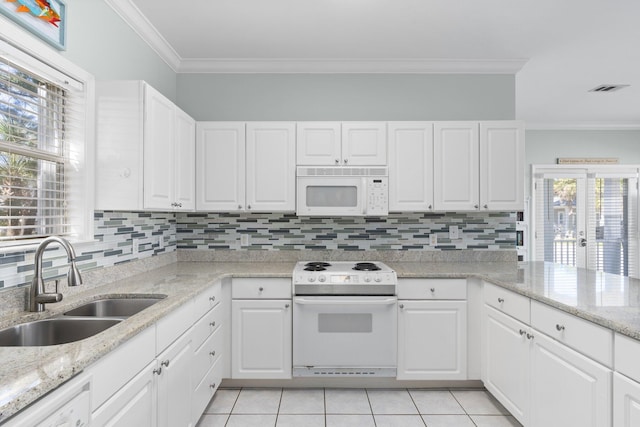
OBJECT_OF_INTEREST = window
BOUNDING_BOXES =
[0,36,93,246]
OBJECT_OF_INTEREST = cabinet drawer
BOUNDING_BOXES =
[192,302,222,350]
[615,333,640,383]
[192,356,224,423]
[193,281,222,321]
[232,278,291,299]
[156,298,194,354]
[193,325,224,384]
[531,300,613,367]
[398,278,467,300]
[484,282,530,324]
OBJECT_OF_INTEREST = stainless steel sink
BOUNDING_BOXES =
[63,296,165,318]
[0,318,122,347]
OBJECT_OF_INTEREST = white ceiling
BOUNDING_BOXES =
[110,0,640,128]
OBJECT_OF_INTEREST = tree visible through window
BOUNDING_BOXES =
[0,57,67,241]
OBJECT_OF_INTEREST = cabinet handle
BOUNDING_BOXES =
[210,383,216,389]
[285,304,290,308]
[170,202,176,207]
[519,329,526,336]
[399,304,404,309]
[474,204,479,209]
[209,296,216,302]
[498,298,504,303]
[526,333,535,340]
[555,324,565,331]
[247,205,251,210]
[161,359,170,367]
[209,321,216,327]
[483,204,488,209]
[209,350,216,357]
[153,367,162,375]
[430,288,435,293]
[428,205,432,210]
[258,287,264,292]
[238,205,242,209]
[178,203,183,208]
[344,159,348,164]
[335,159,340,164]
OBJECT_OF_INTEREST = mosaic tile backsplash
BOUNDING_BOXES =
[0,211,176,289]
[176,212,516,251]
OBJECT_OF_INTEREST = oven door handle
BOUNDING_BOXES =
[294,297,397,306]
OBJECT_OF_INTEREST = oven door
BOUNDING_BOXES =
[293,296,397,376]
[296,176,365,216]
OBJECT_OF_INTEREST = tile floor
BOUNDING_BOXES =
[196,388,523,427]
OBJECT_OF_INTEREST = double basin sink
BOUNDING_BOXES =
[0,296,166,347]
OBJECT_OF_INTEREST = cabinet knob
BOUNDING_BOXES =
[483,204,488,209]
[178,202,183,208]
[343,159,348,164]
[519,329,526,336]
[209,350,216,357]
[238,205,242,209]
[153,367,162,375]
[430,288,435,293]
[258,287,264,292]
[335,159,340,164]
[210,383,216,389]
[526,333,535,340]
[498,298,504,303]
[285,304,290,308]
[209,321,216,327]
[209,296,216,302]
[399,304,404,309]
[555,324,565,332]
[161,359,170,367]
[428,205,432,210]
[170,202,176,207]
[474,204,479,209]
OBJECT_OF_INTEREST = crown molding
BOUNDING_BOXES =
[525,122,640,131]
[105,0,181,71]
[177,58,528,74]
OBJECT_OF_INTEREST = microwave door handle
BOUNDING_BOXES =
[361,177,367,215]
[295,298,397,306]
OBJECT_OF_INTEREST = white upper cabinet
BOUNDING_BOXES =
[95,81,196,211]
[196,122,246,211]
[246,122,296,212]
[297,122,387,166]
[433,121,524,211]
[296,122,341,165]
[479,121,525,211]
[388,122,434,212]
[197,122,295,212]
[434,122,480,211]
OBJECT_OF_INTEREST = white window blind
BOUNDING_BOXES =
[0,54,84,242]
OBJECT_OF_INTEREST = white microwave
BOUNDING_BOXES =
[296,167,389,216]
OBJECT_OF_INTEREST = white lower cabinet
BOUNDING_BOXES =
[156,331,194,427]
[231,299,292,379]
[483,305,530,425]
[92,360,157,427]
[614,372,640,427]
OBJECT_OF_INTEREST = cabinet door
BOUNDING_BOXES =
[157,331,194,427]
[433,122,479,211]
[174,108,196,210]
[297,122,341,165]
[143,84,175,210]
[388,122,434,211]
[397,300,466,380]
[92,361,157,427]
[479,121,525,211]
[231,299,292,379]
[196,122,246,211]
[342,122,387,165]
[482,305,530,426]
[246,122,296,212]
[614,372,640,427]
[530,330,611,427]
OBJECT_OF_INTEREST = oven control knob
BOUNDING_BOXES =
[308,277,315,282]
[364,276,371,282]
[318,275,326,283]
[374,277,382,283]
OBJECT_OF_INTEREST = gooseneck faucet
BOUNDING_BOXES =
[29,236,83,312]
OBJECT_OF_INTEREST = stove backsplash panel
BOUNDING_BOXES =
[177,212,516,251]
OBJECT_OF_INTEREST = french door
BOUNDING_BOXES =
[533,166,639,277]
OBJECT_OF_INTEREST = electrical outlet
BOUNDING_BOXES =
[449,225,459,240]
[240,234,250,247]
[158,236,164,249]
[132,238,139,255]
[429,234,438,246]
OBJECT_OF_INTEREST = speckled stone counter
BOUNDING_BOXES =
[1,259,640,422]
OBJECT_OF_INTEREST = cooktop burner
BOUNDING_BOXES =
[353,262,381,271]
[304,261,332,271]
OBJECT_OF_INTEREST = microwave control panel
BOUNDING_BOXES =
[366,177,388,215]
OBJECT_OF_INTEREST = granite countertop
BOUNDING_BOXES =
[1,259,640,422]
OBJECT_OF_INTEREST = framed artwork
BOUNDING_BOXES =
[0,0,66,50]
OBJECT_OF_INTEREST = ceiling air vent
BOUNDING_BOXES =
[589,84,630,93]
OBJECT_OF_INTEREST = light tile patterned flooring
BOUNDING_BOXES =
[196,388,523,427]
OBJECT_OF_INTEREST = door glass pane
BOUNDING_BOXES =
[593,178,630,276]
[540,178,578,266]
[306,186,357,207]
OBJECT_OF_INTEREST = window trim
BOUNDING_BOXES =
[0,15,95,249]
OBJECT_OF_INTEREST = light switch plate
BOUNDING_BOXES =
[449,225,459,240]
[240,234,250,246]
[429,234,438,246]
